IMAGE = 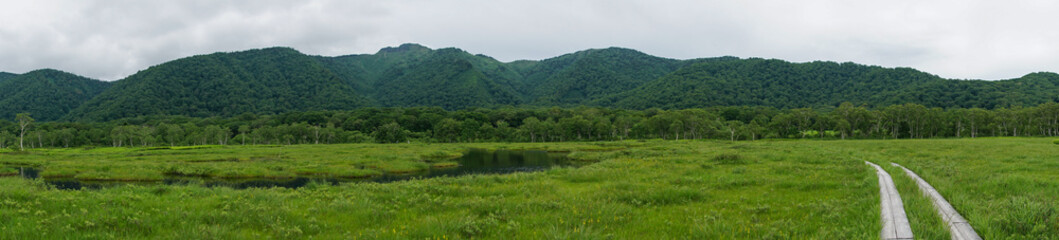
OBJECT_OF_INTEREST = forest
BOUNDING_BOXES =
[4,44,1059,122]
[5,102,1059,149]
[0,69,109,121]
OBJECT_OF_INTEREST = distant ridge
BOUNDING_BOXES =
[0,69,110,121]
[0,72,16,82]
[64,47,372,121]
[2,44,1058,121]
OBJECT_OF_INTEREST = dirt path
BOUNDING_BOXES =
[891,163,981,240]
[866,161,914,240]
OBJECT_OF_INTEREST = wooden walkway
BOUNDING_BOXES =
[891,163,982,240]
[866,161,914,240]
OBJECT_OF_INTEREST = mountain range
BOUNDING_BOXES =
[2,43,1058,122]
[0,69,110,121]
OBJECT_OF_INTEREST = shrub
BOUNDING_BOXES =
[712,153,747,164]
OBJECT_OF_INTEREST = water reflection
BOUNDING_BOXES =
[373,149,575,182]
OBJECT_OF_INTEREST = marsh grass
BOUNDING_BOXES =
[711,153,747,165]
[0,167,17,176]
[13,139,1058,238]
[430,162,460,168]
[849,138,1059,239]
[1,144,466,180]
[292,165,381,178]
[885,163,950,239]
[0,140,879,238]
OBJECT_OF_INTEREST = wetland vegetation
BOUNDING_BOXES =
[0,140,875,239]
[6,147,580,190]
[7,47,1059,238]
[3,103,1059,239]
[3,23,1059,240]
[1,138,1054,239]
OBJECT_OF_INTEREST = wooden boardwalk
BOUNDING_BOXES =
[866,161,914,240]
[891,163,982,240]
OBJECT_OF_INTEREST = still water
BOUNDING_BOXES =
[6,149,577,190]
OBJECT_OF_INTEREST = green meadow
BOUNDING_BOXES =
[0,138,1056,239]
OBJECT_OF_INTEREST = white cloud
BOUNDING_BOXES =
[0,0,1057,80]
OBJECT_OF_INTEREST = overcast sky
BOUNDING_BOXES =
[1,0,1057,81]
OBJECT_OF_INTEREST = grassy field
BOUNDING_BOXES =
[0,138,1054,239]
[862,138,1059,239]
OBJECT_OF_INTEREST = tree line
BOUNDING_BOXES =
[5,103,1059,149]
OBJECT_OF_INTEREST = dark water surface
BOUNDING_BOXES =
[6,149,578,190]
[375,148,576,182]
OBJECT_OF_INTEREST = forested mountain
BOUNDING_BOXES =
[0,72,16,82]
[315,43,435,96]
[5,43,1059,122]
[596,59,946,109]
[317,45,687,107]
[320,44,526,108]
[516,47,683,106]
[370,48,524,108]
[0,69,110,121]
[64,47,372,121]
[596,59,1059,110]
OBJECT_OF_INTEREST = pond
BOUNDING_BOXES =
[4,149,580,190]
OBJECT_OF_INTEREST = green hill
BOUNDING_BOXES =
[315,43,436,96]
[8,44,1059,122]
[517,47,682,106]
[319,44,526,108]
[64,47,372,121]
[595,59,1059,109]
[0,72,16,82]
[0,69,110,121]
[368,48,525,108]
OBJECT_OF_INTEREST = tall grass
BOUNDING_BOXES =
[0,140,885,238]
[9,138,1056,238]
[873,138,1059,239]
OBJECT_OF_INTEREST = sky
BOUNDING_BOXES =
[1,0,1057,81]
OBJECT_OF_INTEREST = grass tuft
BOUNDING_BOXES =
[712,153,747,164]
